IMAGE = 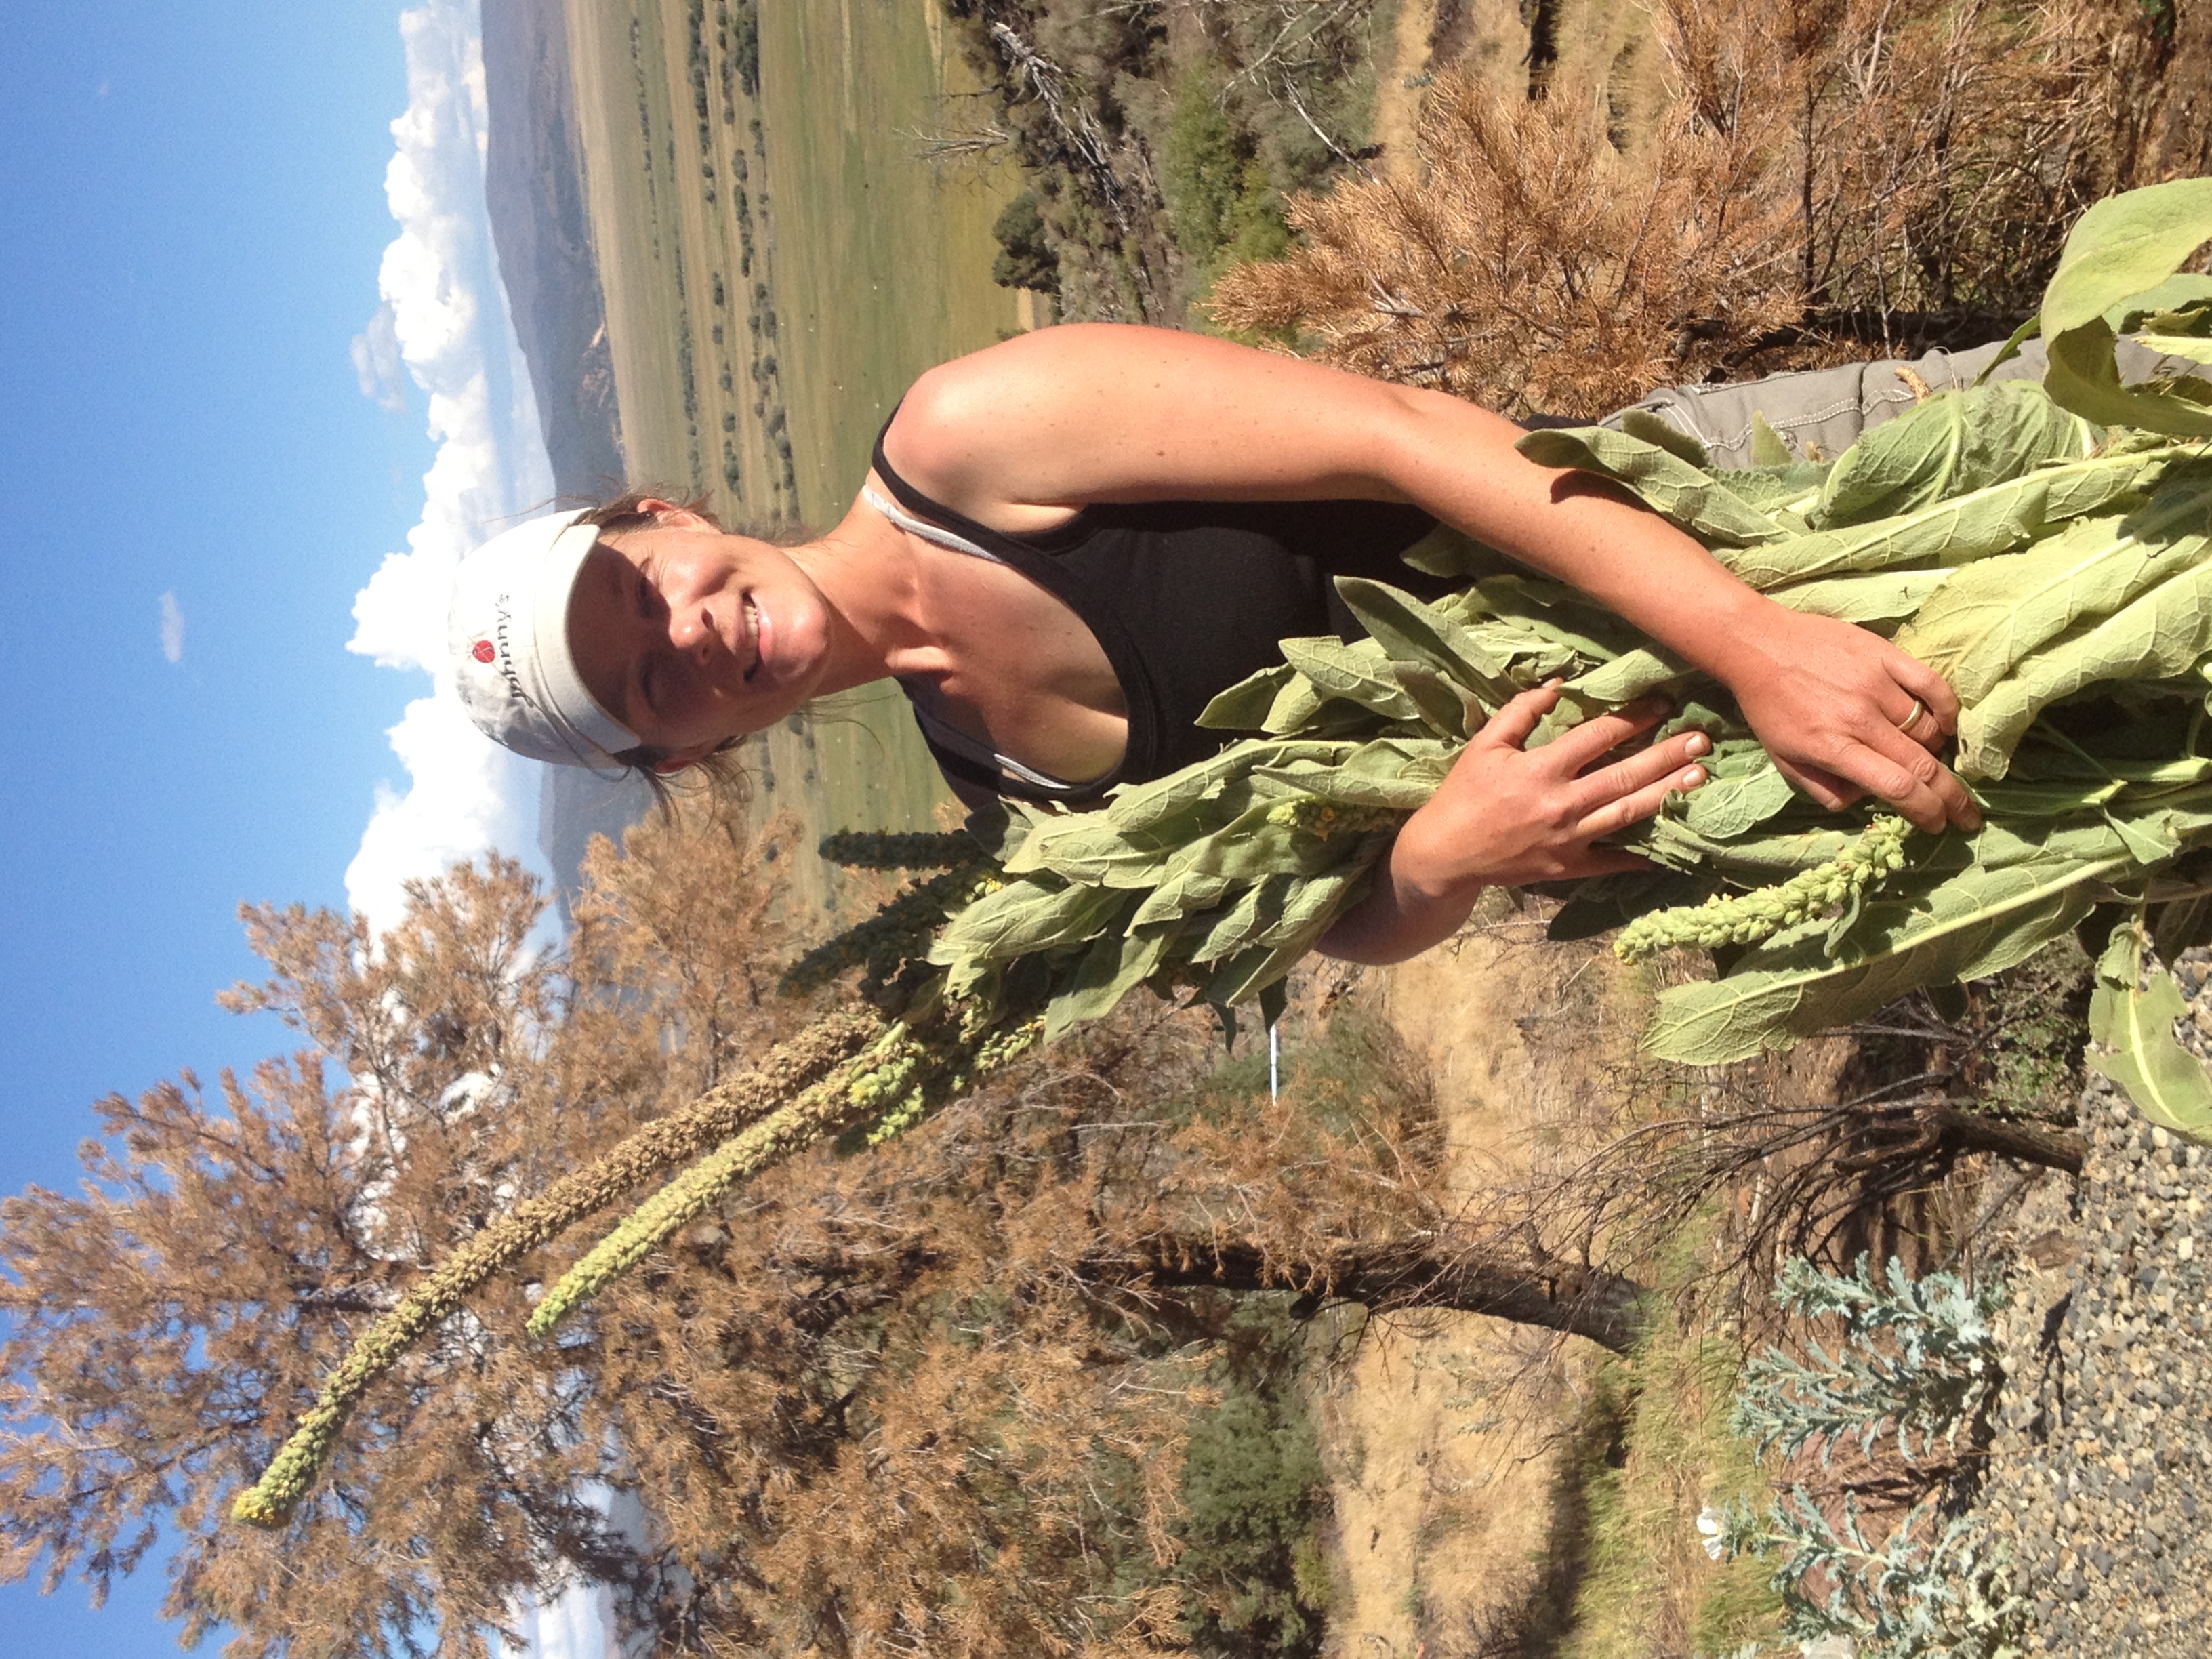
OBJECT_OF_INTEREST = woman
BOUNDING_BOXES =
[449,323,1977,965]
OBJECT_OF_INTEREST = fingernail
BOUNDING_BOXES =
[1681,767,1706,789]
[1685,733,1711,757]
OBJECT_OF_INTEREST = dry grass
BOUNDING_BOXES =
[1212,0,2189,416]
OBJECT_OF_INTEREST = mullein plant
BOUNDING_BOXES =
[1704,1256,2024,1659]
[239,180,2212,1526]
[925,177,2212,1086]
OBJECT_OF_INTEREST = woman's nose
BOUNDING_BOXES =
[669,603,720,663]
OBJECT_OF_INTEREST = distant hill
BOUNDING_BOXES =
[480,0,624,500]
[480,0,655,915]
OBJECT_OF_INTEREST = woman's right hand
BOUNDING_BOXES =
[1319,683,1711,964]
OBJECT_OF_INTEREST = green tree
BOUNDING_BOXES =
[991,191,1061,293]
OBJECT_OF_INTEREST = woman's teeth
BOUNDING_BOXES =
[743,596,760,682]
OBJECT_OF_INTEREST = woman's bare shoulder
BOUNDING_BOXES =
[880,324,1172,507]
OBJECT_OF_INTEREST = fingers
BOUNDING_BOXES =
[1889,696,1944,752]
[1881,642,1961,737]
[1479,680,1564,750]
[1541,694,1673,773]
[1554,846,1659,880]
[1772,755,1856,813]
[1568,727,1711,818]
[1574,759,1711,841]
[1824,724,1982,833]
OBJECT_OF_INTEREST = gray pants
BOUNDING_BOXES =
[1607,337,2194,468]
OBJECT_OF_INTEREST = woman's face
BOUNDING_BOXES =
[567,512,834,768]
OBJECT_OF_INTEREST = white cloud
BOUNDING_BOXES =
[350,300,410,414]
[344,688,543,936]
[492,1486,654,1658]
[346,0,557,933]
[495,1584,623,1659]
[159,591,184,664]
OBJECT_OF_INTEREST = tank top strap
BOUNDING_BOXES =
[868,408,1122,803]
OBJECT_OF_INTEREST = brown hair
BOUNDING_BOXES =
[574,489,812,812]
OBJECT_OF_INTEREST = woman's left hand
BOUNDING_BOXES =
[1317,682,1712,964]
[1719,607,1980,834]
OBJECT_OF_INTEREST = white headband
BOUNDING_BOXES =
[447,510,639,768]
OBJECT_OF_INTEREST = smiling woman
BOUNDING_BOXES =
[445,321,1975,966]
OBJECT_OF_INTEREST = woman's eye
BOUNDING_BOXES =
[634,568,655,620]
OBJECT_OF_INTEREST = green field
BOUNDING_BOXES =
[560,0,1029,912]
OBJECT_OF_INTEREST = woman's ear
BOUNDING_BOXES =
[637,497,712,530]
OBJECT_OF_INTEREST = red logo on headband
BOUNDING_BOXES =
[472,640,496,664]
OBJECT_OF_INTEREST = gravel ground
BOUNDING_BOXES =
[1976,954,2212,1658]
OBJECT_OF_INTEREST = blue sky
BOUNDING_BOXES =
[0,2,551,1648]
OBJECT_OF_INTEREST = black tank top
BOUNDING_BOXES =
[871,419,1452,803]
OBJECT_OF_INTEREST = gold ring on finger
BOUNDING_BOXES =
[1895,699,1927,737]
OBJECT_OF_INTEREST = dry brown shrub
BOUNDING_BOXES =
[1211,0,2181,415]
[574,998,1452,1656]
[1211,75,1797,415]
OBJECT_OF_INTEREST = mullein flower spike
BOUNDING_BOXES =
[1614,817,1914,962]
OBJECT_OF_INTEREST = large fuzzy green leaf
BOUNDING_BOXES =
[1197,663,1298,732]
[1103,739,1351,832]
[2041,179,2212,436]
[2123,281,2212,367]
[1191,873,1298,964]
[1716,447,2177,589]
[1126,868,1233,928]
[1710,459,1831,516]
[1814,383,2097,528]
[1465,575,1650,663]
[1333,577,1525,708]
[933,878,1135,964]
[1896,470,2212,703]
[1644,844,2135,1063]
[2047,322,2212,438]
[1395,522,1519,581]
[2087,924,2212,1144]
[1004,817,1189,887]
[1392,665,1475,737]
[2044,179,2212,336]
[1764,566,1956,626]
[1252,737,1451,810]
[2133,333,2212,365]
[1681,756,1797,840]
[1563,646,1694,709]
[2107,273,2212,333]
[1279,636,1422,721]
[1044,927,1174,1042]
[1516,428,1790,546]
[1255,863,1370,947]
[1618,407,1715,469]
[1955,560,2212,779]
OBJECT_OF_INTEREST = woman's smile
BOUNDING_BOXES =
[743,592,766,681]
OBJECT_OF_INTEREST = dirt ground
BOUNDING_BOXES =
[1316,908,1652,1654]
[1370,0,1437,180]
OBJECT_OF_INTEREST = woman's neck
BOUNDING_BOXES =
[786,499,955,695]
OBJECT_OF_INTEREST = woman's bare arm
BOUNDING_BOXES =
[886,323,1978,837]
